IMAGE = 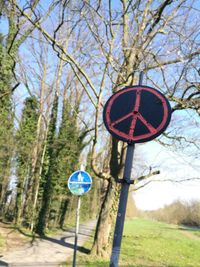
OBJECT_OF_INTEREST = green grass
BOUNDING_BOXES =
[0,233,5,251]
[67,218,200,267]
[194,232,200,238]
[178,225,200,239]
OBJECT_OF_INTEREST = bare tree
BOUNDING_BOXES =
[11,0,200,256]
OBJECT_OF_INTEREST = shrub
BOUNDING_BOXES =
[144,200,200,227]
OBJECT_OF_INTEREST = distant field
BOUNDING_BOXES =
[71,218,200,267]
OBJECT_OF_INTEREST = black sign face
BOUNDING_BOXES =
[103,86,171,144]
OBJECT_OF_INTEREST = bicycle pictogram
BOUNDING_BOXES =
[103,86,171,143]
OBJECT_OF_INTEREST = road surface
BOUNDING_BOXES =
[0,220,96,267]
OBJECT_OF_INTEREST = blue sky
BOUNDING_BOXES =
[1,1,199,210]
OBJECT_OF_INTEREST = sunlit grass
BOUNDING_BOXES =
[66,218,200,267]
[120,218,200,266]
[0,234,5,251]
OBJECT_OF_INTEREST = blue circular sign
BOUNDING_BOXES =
[68,170,92,196]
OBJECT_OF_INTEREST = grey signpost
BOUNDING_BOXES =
[68,170,92,267]
[110,143,135,266]
[73,195,81,267]
[110,73,143,267]
[103,71,172,267]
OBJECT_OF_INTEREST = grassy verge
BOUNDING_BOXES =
[0,233,5,251]
[65,218,200,267]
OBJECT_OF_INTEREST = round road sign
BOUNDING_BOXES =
[103,86,171,144]
[68,170,92,196]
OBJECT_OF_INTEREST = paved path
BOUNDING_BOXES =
[0,220,96,267]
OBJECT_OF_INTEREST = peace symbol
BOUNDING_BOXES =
[103,86,171,144]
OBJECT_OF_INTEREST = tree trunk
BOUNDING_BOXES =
[91,180,120,258]
[14,182,23,225]
[58,198,69,229]
[91,137,125,257]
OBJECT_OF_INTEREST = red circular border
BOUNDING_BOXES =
[104,86,171,143]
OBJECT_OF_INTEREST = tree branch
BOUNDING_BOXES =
[15,3,99,104]
[134,177,200,191]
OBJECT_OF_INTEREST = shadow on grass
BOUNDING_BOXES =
[0,221,94,242]
[0,221,34,239]
[178,225,200,232]
[155,224,200,233]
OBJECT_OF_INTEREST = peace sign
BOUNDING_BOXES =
[103,86,171,144]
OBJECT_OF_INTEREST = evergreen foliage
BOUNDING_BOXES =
[0,32,15,217]
[0,1,35,218]
[36,94,59,235]
[15,96,39,225]
[54,98,84,228]
[52,98,79,228]
[35,94,97,234]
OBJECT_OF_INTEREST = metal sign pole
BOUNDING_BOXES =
[68,164,92,267]
[72,195,81,267]
[109,144,135,267]
[109,72,144,267]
